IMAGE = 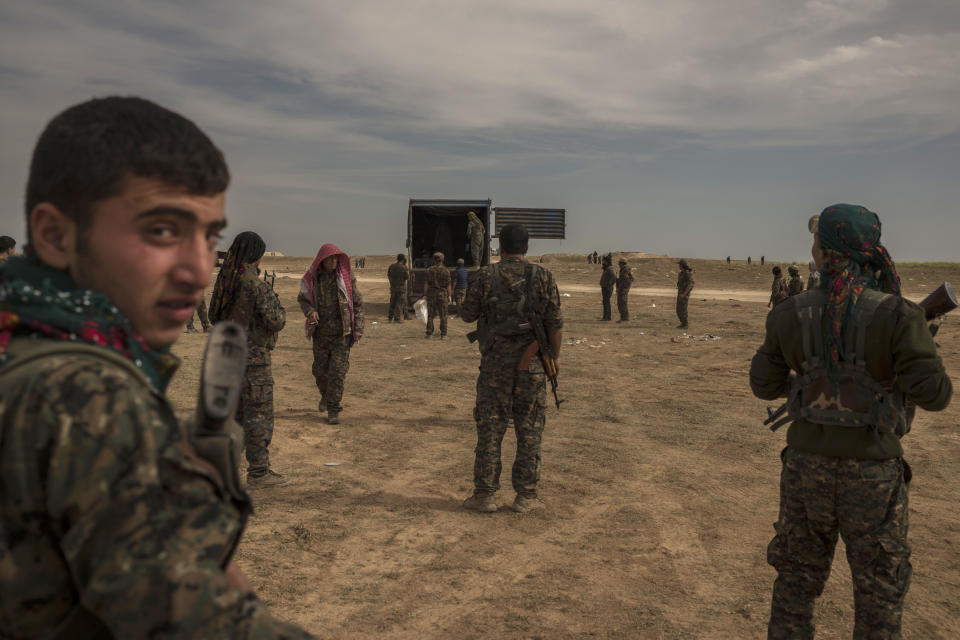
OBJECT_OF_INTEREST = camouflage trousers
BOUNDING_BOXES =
[471,239,484,267]
[388,289,408,321]
[186,296,210,331]
[312,334,352,412]
[676,294,689,327]
[617,289,630,321]
[453,288,466,317]
[426,290,448,336]
[768,447,911,640]
[601,287,613,320]
[473,366,547,497]
[236,364,274,478]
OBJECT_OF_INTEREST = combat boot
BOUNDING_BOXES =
[510,494,544,513]
[247,470,289,489]
[327,411,340,425]
[462,493,498,513]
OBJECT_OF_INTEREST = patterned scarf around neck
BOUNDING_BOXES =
[817,204,901,376]
[0,255,179,392]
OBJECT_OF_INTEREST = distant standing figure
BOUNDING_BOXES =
[0,236,16,265]
[807,260,821,290]
[747,256,752,265]
[466,211,485,267]
[768,266,789,308]
[185,295,211,333]
[387,253,409,322]
[616,258,633,322]
[298,243,364,425]
[453,257,469,317]
[787,265,804,297]
[676,259,694,329]
[592,250,599,264]
[726,256,731,264]
[599,254,616,321]
[761,255,765,265]
[423,251,452,338]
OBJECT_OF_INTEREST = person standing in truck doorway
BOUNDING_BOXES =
[466,210,485,267]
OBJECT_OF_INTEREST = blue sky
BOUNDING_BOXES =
[2,0,959,260]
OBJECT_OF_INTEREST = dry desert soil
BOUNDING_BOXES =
[167,255,960,639]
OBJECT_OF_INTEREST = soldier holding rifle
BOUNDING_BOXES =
[0,97,310,638]
[750,204,952,639]
[461,224,563,514]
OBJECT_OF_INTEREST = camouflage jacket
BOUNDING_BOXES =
[387,262,408,292]
[0,337,312,639]
[616,267,633,293]
[599,265,616,291]
[232,266,286,367]
[297,269,364,338]
[750,291,952,459]
[769,276,789,306]
[787,275,804,297]
[677,270,694,296]
[461,257,563,372]
[425,264,451,292]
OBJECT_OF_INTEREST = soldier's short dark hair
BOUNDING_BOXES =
[25,96,230,244]
[499,224,528,254]
[772,266,782,276]
[0,236,15,252]
[397,253,406,262]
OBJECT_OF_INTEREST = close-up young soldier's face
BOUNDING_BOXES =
[70,176,226,349]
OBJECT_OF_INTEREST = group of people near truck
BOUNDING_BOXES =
[0,95,953,640]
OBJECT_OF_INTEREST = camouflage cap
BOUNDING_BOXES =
[618,258,627,264]
[788,265,799,275]
[432,251,444,261]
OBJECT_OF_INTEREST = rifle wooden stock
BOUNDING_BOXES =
[917,282,957,321]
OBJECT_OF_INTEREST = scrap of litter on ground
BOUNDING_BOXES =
[670,333,721,343]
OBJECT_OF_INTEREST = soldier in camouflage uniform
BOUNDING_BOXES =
[466,210,485,267]
[185,294,211,332]
[460,224,563,514]
[210,231,287,488]
[0,97,311,638]
[616,257,633,322]
[387,253,409,322]
[750,204,952,639]
[676,259,694,330]
[787,264,804,297]
[453,257,469,317]
[599,253,616,321]
[807,260,821,291]
[768,265,789,308]
[298,243,364,425]
[423,251,452,339]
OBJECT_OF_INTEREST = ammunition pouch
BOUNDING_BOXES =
[765,288,908,436]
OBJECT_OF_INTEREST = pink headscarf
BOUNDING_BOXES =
[300,243,355,335]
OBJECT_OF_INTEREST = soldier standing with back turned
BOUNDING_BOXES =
[599,253,616,321]
[769,266,789,308]
[423,251,451,339]
[460,224,563,513]
[453,257,469,317]
[616,257,633,322]
[387,253,409,322]
[676,259,694,330]
[787,264,804,297]
[750,204,952,638]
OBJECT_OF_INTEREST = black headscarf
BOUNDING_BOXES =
[208,231,266,323]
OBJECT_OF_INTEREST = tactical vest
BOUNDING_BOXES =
[767,288,908,435]
[474,262,534,352]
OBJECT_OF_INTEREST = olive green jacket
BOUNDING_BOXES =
[750,290,952,459]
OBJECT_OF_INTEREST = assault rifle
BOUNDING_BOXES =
[191,321,251,546]
[262,270,276,290]
[518,312,563,410]
[917,282,957,337]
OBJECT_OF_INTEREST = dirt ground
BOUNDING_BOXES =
[167,255,960,639]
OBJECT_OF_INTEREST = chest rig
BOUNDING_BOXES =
[766,288,908,435]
